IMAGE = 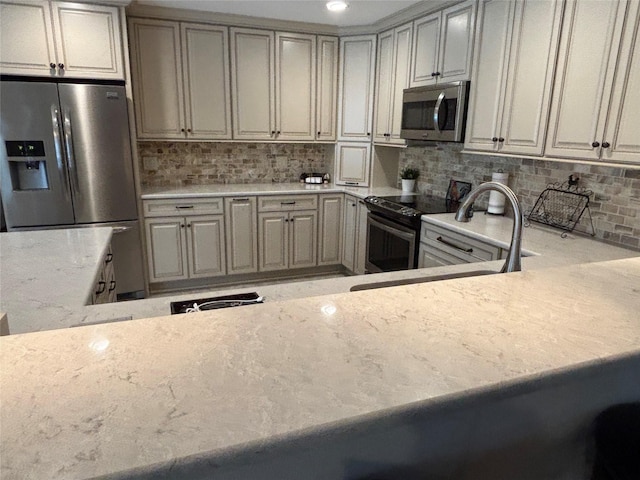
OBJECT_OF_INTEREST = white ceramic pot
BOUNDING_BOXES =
[401,179,416,192]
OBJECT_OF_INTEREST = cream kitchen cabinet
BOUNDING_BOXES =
[335,142,372,186]
[409,0,476,87]
[231,28,316,141]
[374,23,412,145]
[464,0,563,156]
[258,195,317,271]
[318,194,343,265]
[337,35,376,141]
[91,244,116,305]
[130,19,231,140]
[224,196,258,274]
[545,0,640,163]
[342,195,369,274]
[316,36,339,141]
[0,0,124,79]
[143,197,226,282]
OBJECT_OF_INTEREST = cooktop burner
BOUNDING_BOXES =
[379,195,461,215]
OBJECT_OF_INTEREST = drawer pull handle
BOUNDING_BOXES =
[175,205,194,209]
[108,280,117,292]
[95,281,106,295]
[233,198,249,202]
[436,236,473,253]
[280,201,296,205]
[105,252,113,263]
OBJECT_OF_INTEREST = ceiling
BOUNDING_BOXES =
[133,0,425,27]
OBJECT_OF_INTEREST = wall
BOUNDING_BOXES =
[138,142,332,188]
[399,144,640,250]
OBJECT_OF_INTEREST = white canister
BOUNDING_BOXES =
[488,172,509,215]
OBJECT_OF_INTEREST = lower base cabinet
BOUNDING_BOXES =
[92,244,117,304]
[145,215,226,282]
[224,196,258,274]
[342,195,369,274]
[258,210,317,271]
[318,194,343,265]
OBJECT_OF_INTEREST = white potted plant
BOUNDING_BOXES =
[400,167,420,192]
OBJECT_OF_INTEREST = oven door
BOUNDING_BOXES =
[366,213,418,273]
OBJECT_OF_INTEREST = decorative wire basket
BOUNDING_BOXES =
[525,175,595,238]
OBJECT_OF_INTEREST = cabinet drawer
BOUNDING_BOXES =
[258,195,318,212]
[143,197,224,217]
[421,223,502,263]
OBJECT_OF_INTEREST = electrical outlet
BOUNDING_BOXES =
[142,156,158,170]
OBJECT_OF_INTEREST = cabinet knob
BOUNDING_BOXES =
[181,128,185,133]
[271,130,275,136]
[187,128,192,133]
[367,132,371,136]
[602,141,611,149]
[290,218,294,222]
[57,63,64,69]
[434,72,441,76]
[187,223,191,228]
[317,131,321,136]
[491,137,498,142]
[498,137,505,143]
[285,218,289,223]
[49,62,56,69]
[431,72,436,77]
[277,131,281,135]
[592,141,600,148]
[180,224,185,228]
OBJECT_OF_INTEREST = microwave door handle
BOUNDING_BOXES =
[433,92,445,135]
[61,108,80,194]
[51,106,71,201]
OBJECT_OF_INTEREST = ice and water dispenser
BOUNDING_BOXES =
[5,140,49,190]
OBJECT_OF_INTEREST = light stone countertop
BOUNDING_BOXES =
[1,257,640,479]
[140,182,408,200]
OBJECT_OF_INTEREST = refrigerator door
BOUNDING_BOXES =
[58,84,138,223]
[0,81,75,228]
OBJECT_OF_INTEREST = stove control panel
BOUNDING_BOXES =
[364,196,421,217]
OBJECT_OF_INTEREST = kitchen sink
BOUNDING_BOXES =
[349,270,498,292]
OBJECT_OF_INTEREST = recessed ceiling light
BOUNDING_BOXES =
[326,1,348,12]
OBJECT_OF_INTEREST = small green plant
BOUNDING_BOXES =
[400,167,420,180]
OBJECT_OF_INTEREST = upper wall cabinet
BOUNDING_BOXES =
[130,19,232,140]
[409,0,476,87]
[231,28,317,141]
[545,0,639,163]
[465,0,564,155]
[0,0,124,79]
[337,35,377,141]
[316,36,338,141]
[374,23,412,145]
[230,28,275,140]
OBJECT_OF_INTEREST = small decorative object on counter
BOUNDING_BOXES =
[400,167,420,192]
[303,172,326,184]
[525,175,595,238]
[488,170,509,215]
[446,179,472,203]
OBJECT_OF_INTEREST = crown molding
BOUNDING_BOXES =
[126,3,340,35]
[363,0,461,33]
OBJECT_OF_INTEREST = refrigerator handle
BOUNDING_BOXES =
[51,106,71,202]
[61,108,81,195]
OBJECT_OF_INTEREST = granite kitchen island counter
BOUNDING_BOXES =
[1,257,640,479]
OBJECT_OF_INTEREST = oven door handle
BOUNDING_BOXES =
[433,92,445,135]
[367,213,417,238]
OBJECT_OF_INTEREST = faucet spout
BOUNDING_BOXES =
[454,181,523,273]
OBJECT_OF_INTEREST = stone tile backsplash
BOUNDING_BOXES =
[138,142,331,187]
[399,144,640,250]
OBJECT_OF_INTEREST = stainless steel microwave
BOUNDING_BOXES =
[400,81,470,142]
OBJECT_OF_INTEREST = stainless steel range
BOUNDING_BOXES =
[364,195,459,273]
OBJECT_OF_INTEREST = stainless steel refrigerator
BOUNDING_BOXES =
[0,80,144,298]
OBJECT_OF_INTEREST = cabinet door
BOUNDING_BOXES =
[186,215,226,278]
[410,12,440,87]
[354,199,369,275]
[224,197,258,274]
[276,32,316,140]
[335,143,371,186]
[545,0,628,160]
[231,28,275,140]
[318,195,343,265]
[602,0,640,164]
[145,217,188,282]
[464,0,514,152]
[51,2,123,79]
[499,0,564,156]
[316,36,338,140]
[182,23,232,139]
[438,0,476,82]
[389,24,412,143]
[373,29,394,143]
[342,195,357,271]
[258,212,288,271]
[0,0,56,76]
[289,211,317,269]
[129,19,185,139]
[337,35,376,141]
